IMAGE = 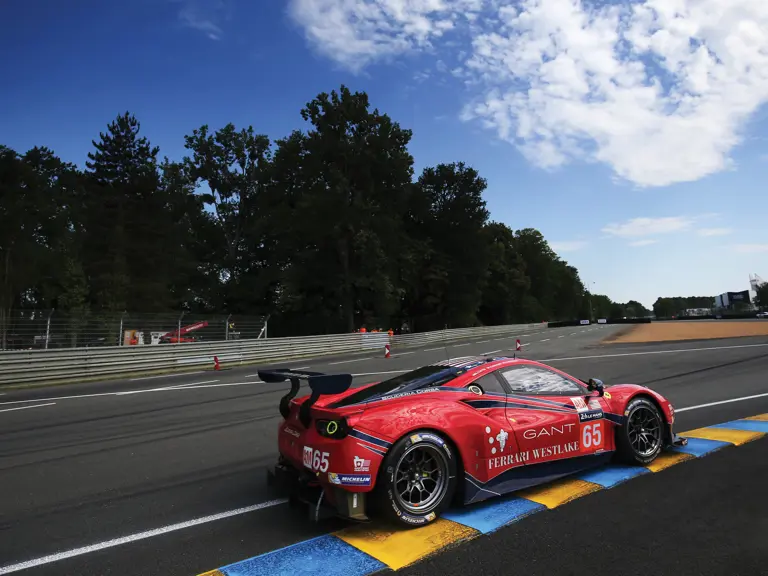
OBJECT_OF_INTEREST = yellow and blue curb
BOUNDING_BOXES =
[198,414,768,576]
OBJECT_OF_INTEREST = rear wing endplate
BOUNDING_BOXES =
[257,368,353,428]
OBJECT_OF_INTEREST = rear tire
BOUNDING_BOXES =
[374,430,458,528]
[616,397,665,466]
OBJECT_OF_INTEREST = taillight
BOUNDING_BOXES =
[316,418,349,439]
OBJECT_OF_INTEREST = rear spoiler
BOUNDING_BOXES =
[258,368,353,428]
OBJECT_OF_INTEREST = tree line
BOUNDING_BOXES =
[1,84,648,341]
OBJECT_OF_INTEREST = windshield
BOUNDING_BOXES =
[329,365,460,408]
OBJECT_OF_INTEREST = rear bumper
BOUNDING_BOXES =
[266,458,371,523]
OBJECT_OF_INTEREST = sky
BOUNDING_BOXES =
[1,0,767,309]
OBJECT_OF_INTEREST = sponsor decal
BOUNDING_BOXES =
[379,388,442,402]
[578,409,604,423]
[283,426,300,438]
[587,398,602,410]
[522,423,575,440]
[398,511,436,525]
[328,473,372,486]
[353,456,371,472]
[488,440,581,470]
[485,426,508,455]
[604,391,612,399]
[570,397,589,412]
[408,432,452,457]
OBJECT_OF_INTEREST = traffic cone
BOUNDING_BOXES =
[384,344,391,359]
[213,355,221,371]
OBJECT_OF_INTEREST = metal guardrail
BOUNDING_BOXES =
[0,323,544,387]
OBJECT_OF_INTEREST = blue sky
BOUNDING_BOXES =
[2,0,767,309]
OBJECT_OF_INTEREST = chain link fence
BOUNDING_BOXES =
[0,309,268,351]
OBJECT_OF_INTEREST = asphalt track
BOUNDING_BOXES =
[1,324,767,575]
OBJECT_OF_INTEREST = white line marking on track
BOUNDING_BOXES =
[476,340,490,344]
[129,371,204,381]
[453,343,470,347]
[570,333,577,336]
[482,350,501,355]
[292,366,311,370]
[540,339,550,342]
[328,357,374,365]
[396,351,415,356]
[0,499,289,575]
[558,335,565,338]
[539,342,768,363]
[677,392,768,413]
[424,347,443,351]
[0,403,56,414]
[114,380,220,395]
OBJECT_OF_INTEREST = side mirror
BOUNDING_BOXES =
[586,378,605,397]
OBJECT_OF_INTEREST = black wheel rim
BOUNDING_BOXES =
[628,406,662,457]
[393,443,449,515]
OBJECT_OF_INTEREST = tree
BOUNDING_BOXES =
[405,162,491,330]
[754,283,768,310]
[272,85,415,334]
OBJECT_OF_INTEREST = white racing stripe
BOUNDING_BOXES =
[0,499,288,575]
[0,403,56,414]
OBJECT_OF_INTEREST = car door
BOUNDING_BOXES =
[499,364,607,465]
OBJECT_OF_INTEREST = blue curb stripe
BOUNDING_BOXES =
[219,535,385,576]
[442,496,545,534]
[575,464,651,488]
[710,420,768,433]
[671,437,731,457]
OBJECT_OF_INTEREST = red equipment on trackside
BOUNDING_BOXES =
[158,321,209,344]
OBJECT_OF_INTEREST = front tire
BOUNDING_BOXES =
[616,397,665,465]
[375,430,458,528]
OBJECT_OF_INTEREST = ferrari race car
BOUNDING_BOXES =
[260,355,687,528]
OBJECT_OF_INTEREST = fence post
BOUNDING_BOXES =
[45,309,55,350]
[118,311,126,346]
[178,311,186,344]
[225,314,232,341]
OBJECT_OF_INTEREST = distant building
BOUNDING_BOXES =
[683,308,711,316]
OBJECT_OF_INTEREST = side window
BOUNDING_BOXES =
[500,366,583,395]
[469,373,507,395]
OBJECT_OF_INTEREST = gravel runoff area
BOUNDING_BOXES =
[605,320,768,343]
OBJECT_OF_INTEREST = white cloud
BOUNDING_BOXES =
[287,0,485,73]
[550,240,587,252]
[175,0,226,40]
[734,244,768,253]
[290,0,768,187]
[698,227,733,236]
[629,239,658,246]
[602,216,695,238]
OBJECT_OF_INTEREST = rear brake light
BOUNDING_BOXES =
[316,418,349,439]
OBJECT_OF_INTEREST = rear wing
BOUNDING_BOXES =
[258,368,353,428]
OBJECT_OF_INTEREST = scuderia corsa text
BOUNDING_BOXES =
[488,441,580,470]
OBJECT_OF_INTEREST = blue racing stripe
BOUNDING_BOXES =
[442,497,545,534]
[349,430,391,448]
[576,464,650,488]
[710,420,768,433]
[671,437,731,457]
[219,534,385,576]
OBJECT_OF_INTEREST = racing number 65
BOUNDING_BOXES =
[581,422,603,449]
[303,446,330,472]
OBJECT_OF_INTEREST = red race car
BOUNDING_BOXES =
[260,355,687,527]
